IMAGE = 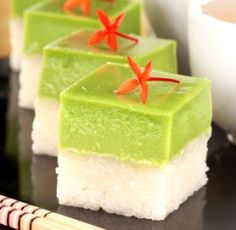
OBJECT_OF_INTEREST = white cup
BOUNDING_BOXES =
[145,0,191,74]
[188,0,236,144]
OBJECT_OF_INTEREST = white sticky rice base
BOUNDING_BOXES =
[57,132,210,221]
[19,54,43,109]
[32,98,59,156]
[9,19,24,71]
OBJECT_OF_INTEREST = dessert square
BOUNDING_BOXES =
[18,0,142,108]
[57,62,212,220]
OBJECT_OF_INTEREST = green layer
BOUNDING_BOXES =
[59,63,212,165]
[23,0,141,54]
[11,0,42,18]
[39,30,177,100]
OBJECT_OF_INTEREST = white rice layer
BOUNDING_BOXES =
[9,19,24,71]
[19,54,43,109]
[57,133,210,221]
[32,98,59,156]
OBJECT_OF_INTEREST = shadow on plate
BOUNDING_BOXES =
[31,155,58,210]
[18,104,58,210]
[0,71,19,197]
[205,143,236,230]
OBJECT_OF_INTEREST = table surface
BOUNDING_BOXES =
[0,60,236,230]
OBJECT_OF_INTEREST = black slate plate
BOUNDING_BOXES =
[0,59,236,230]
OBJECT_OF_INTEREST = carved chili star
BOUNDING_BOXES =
[116,57,180,103]
[64,0,90,15]
[63,0,114,16]
[88,9,138,52]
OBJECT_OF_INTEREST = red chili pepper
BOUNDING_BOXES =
[116,57,180,103]
[88,9,138,52]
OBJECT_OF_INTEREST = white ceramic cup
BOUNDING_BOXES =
[145,0,191,74]
[188,0,236,144]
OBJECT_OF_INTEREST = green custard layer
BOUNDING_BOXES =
[39,30,177,100]
[11,0,42,18]
[23,0,141,54]
[59,63,212,165]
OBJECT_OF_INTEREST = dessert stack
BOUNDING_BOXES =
[57,60,211,220]
[7,0,212,221]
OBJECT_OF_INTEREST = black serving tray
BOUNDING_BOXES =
[0,59,236,230]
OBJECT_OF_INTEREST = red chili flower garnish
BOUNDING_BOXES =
[88,9,138,52]
[116,57,180,103]
[64,0,90,15]
[63,0,114,16]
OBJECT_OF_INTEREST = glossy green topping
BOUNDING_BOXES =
[59,63,212,165]
[52,30,176,57]
[11,0,42,18]
[23,0,141,54]
[39,30,177,100]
